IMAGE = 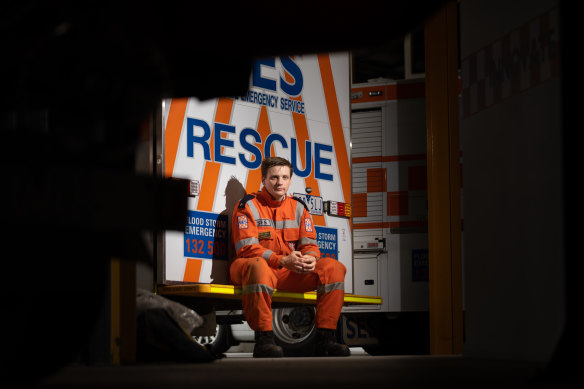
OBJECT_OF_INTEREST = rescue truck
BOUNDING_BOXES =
[154,52,429,356]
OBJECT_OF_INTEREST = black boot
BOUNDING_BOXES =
[314,328,350,357]
[253,331,284,358]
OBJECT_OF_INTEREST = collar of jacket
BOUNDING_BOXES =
[258,187,288,207]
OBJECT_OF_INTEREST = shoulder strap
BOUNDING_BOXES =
[238,194,256,209]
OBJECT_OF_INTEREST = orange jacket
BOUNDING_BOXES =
[231,188,320,268]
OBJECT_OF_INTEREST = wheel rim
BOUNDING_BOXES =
[193,325,218,346]
[272,306,315,345]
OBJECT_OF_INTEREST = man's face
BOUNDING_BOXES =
[262,165,292,201]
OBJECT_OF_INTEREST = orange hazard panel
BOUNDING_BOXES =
[318,54,351,206]
[198,98,234,212]
[183,258,203,282]
[352,193,368,218]
[164,98,188,178]
[366,168,386,192]
[245,106,271,195]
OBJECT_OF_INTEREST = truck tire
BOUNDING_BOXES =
[272,306,317,356]
[193,324,234,355]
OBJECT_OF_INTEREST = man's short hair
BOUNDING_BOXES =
[261,157,294,178]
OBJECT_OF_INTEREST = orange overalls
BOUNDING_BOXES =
[230,188,346,332]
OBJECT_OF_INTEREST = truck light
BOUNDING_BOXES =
[323,201,352,218]
[189,180,200,197]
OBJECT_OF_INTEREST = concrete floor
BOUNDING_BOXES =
[18,350,580,389]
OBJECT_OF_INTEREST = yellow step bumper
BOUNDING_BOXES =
[157,283,382,306]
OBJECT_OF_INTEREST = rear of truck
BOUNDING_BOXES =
[340,79,430,355]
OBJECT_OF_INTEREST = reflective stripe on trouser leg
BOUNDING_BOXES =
[231,257,277,332]
[241,284,274,331]
[314,257,347,329]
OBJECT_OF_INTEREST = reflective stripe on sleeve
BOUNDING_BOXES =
[317,282,345,295]
[295,201,304,224]
[247,201,261,221]
[304,250,319,258]
[298,237,317,247]
[262,250,273,261]
[242,284,275,295]
[235,237,260,252]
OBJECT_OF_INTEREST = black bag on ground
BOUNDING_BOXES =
[135,289,220,363]
[136,307,217,363]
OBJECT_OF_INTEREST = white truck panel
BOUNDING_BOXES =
[160,53,353,292]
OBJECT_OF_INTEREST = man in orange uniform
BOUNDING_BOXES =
[230,157,350,358]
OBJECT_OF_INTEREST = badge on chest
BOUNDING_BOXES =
[258,231,271,240]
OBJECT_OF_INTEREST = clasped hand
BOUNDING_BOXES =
[281,251,316,273]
